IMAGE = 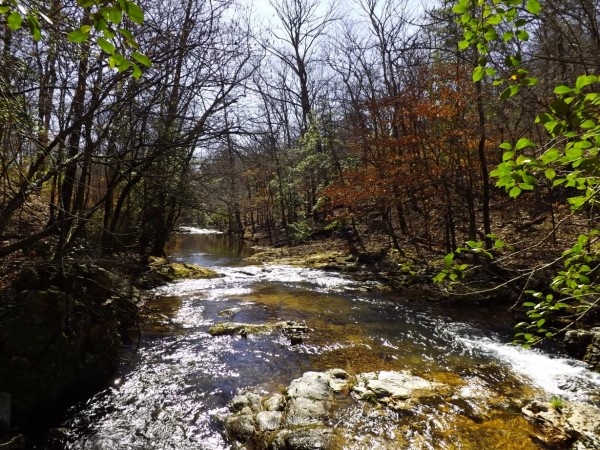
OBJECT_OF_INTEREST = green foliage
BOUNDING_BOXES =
[433,234,506,283]
[446,0,600,346]
[0,0,150,79]
[549,396,564,411]
[286,220,313,243]
[453,0,540,92]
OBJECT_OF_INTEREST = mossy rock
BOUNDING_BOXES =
[209,322,276,336]
[147,257,220,282]
[209,321,309,337]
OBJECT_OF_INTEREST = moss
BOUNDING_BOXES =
[146,257,221,284]
[208,322,274,336]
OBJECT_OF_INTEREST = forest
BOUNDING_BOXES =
[0,0,600,450]
[1,0,599,343]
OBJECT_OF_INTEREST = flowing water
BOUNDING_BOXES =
[61,230,600,449]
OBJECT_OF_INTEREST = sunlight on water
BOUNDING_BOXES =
[458,335,600,401]
[177,227,224,234]
[62,233,600,450]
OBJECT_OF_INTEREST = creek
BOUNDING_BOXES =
[59,231,600,449]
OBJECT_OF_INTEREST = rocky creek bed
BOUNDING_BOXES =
[222,366,600,450]
[5,232,599,449]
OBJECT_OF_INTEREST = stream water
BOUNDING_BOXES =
[60,231,600,449]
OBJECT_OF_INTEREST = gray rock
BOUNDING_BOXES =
[287,372,334,401]
[231,394,251,412]
[225,414,256,444]
[564,328,600,371]
[217,308,242,318]
[255,411,282,432]
[264,394,284,411]
[222,369,451,449]
[522,400,600,450]
[352,371,446,403]
[565,330,594,359]
[271,428,333,450]
[284,396,331,427]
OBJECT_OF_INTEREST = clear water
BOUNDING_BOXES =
[60,232,600,449]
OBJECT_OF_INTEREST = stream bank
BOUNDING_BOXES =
[0,256,219,448]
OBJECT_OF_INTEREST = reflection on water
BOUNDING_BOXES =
[168,233,253,267]
[61,231,600,449]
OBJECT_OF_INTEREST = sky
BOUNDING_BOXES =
[248,0,434,21]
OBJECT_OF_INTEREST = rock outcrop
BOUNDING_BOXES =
[351,370,449,411]
[522,400,600,450]
[564,328,600,372]
[223,369,447,450]
[137,256,221,288]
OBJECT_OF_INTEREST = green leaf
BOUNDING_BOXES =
[132,51,151,67]
[472,66,485,82]
[131,62,142,79]
[554,85,573,95]
[502,150,515,161]
[27,14,41,41]
[503,31,514,42]
[486,14,502,25]
[484,29,498,41]
[500,142,513,151]
[515,138,536,150]
[526,0,541,15]
[433,273,446,283]
[126,1,144,25]
[108,7,123,24]
[118,28,134,40]
[580,119,595,129]
[509,186,522,198]
[452,3,468,14]
[97,37,115,54]
[458,39,470,50]
[516,30,529,41]
[68,29,90,43]
[7,11,22,30]
[576,75,597,90]
[545,168,556,180]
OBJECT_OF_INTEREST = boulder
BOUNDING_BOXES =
[352,371,447,410]
[522,400,600,450]
[141,256,221,287]
[271,428,333,450]
[208,321,309,339]
[221,369,452,449]
[255,411,281,432]
[564,328,600,371]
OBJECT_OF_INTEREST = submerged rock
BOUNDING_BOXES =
[522,400,600,450]
[208,321,310,340]
[217,307,242,318]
